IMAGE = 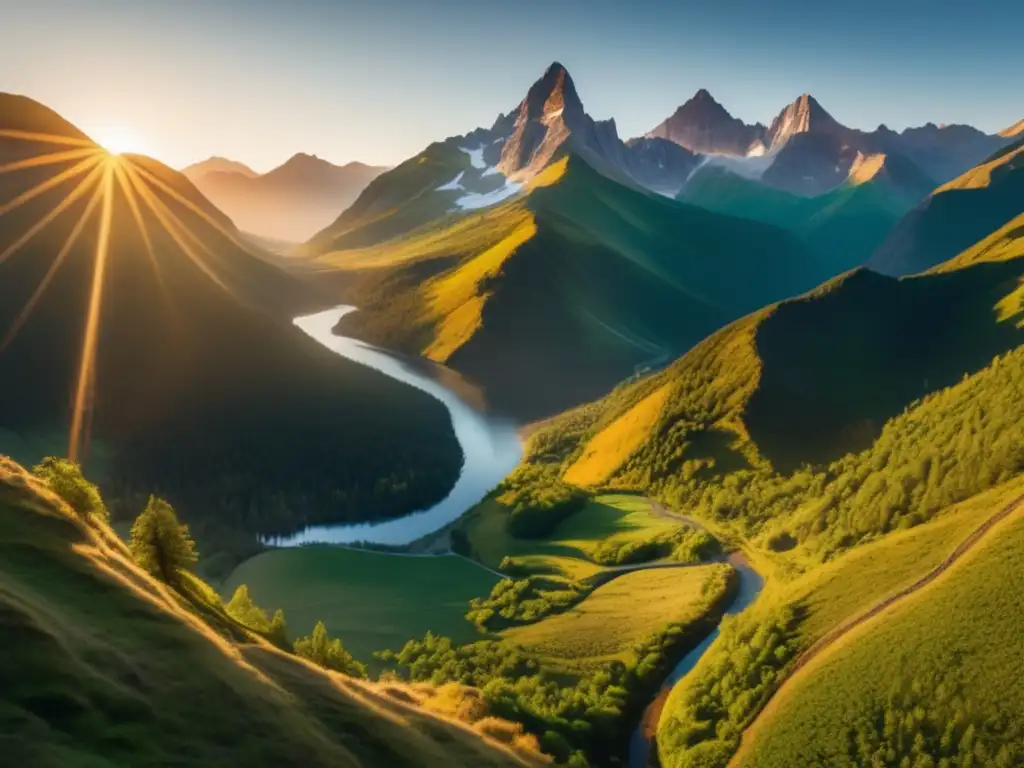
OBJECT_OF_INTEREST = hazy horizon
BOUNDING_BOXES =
[2,0,1021,171]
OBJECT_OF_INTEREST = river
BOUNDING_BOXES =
[628,553,764,768]
[265,306,522,547]
[272,305,762,768]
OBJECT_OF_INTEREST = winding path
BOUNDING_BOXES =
[727,491,1024,767]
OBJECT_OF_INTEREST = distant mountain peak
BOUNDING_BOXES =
[765,93,844,150]
[522,61,584,122]
[181,156,258,181]
[646,89,763,156]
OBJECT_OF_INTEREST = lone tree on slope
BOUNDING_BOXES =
[129,496,198,586]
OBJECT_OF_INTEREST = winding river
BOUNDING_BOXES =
[271,305,763,768]
[265,306,522,547]
[628,553,764,768]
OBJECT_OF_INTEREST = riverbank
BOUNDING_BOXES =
[264,306,522,547]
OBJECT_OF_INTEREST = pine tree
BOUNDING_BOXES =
[32,457,108,522]
[129,496,198,586]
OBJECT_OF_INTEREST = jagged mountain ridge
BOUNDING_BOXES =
[646,89,1012,194]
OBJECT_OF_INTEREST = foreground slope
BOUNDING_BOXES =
[870,138,1024,275]
[0,94,460,568]
[0,458,540,768]
[310,154,824,419]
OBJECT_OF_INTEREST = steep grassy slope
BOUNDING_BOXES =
[869,138,1024,275]
[679,161,931,272]
[0,94,460,571]
[308,155,827,419]
[655,477,1024,768]
[0,457,540,768]
[730,490,1024,768]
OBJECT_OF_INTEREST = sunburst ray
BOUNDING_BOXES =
[0,129,96,148]
[129,161,255,252]
[0,155,104,267]
[68,163,116,462]
[0,171,105,354]
[0,147,97,176]
[125,165,233,295]
[113,161,164,287]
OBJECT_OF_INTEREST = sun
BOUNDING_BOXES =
[89,125,152,157]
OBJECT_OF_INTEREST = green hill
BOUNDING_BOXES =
[0,457,541,768]
[869,138,1024,275]
[679,158,933,273]
[0,94,461,574]
[729,496,1024,768]
[303,154,831,420]
[509,190,1024,558]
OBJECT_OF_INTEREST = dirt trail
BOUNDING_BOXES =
[727,492,1024,767]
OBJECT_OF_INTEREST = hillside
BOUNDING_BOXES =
[679,158,933,272]
[869,138,1024,275]
[188,153,388,242]
[1001,118,1024,137]
[0,457,541,768]
[729,496,1024,768]
[306,153,828,420]
[508,205,1024,555]
[0,93,461,574]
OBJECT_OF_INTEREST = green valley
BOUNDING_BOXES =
[2,23,1023,768]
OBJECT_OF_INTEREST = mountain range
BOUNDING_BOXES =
[299,64,847,420]
[184,153,388,242]
[293,63,1019,419]
[647,89,1011,195]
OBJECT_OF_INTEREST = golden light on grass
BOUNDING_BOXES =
[0,130,239,461]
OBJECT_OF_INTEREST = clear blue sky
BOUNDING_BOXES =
[2,0,1020,170]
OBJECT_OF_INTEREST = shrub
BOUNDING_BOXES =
[32,457,108,523]
[294,620,367,678]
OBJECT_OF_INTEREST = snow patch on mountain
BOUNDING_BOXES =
[455,179,522,210]
[460,145,487,169]
[437,171,465,191]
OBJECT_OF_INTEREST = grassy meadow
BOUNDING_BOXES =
[502,563,732,667]
[223,547,500,664]
[463,493,683,580]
